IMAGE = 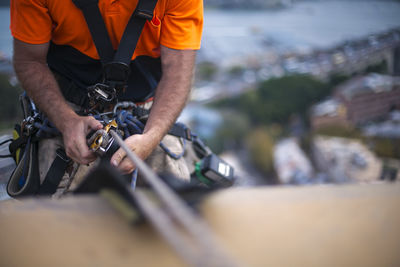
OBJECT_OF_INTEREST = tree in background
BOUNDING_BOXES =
[246,125,282,176]
[195,61,218,82]
[216,74,332,125]
[208,75,333,177]
[207,110,250,154]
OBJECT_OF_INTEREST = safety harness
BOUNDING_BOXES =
[73,0,160,113]
[6,0,234,198]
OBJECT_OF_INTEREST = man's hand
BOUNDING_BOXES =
[110,46,197,174]
[110,133,157,174]
[60,115,103,165]
[13,38,103,164]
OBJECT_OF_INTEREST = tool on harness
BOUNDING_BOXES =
[190,136,234,187]
[195,154,234,187]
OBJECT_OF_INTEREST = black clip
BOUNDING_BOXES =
[103,62,131,89]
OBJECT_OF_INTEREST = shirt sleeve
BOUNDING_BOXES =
[10,0,53,44]
[160,0,203,50]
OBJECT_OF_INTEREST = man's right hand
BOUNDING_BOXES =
[60,115,103,165]
[13,39,104,165]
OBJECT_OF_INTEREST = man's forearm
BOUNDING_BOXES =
[143,46,197,147]
[108,46,197,172]
[14,61,77,129]
[13,40,77,133]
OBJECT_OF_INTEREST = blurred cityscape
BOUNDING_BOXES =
[185,0,400,186]
[0,0,400,191]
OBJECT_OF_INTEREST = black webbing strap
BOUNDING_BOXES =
[168,123,194,141]
[72,0,114,65]
[113,0,157,65]
[53,71,90,107]
[9,136,28,157]
[38,148,71,195]
[72,0,158,66]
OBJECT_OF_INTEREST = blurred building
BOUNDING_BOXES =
[273,138,314,184]
[312,136,382,183]
[311,98,350,129]
[311,73,400,128]
[363,111,400,138]
[380,158,400,181]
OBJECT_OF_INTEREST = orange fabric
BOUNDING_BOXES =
[10,0,203,60]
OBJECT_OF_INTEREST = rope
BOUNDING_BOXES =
[159,139,186,160]
[131,169,138,190]
[35,118,60,138]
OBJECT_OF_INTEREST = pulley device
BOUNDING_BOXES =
[87,119,119,158]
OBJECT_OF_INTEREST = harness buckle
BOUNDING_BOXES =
[103,62,130,90]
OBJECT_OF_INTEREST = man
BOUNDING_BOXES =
[10,0,203,191]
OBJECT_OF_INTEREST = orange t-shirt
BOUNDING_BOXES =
[10,0,203,60]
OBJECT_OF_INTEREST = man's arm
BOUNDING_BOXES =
[111,45,197,173]
[13,38,102,164]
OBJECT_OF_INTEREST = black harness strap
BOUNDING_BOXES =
[72,0,159,100]
[72,0,158,66]
[168,123,194,141]
[38,149,71,195]
[72,0,114,65]
[9,136,27,159]
[33,0,159,196]
[113,0,156,65]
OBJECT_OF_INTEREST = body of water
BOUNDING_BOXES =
[200,0,400,65]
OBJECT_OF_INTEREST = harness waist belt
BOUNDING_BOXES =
[53,71,90,108]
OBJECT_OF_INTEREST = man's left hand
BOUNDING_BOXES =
[110,134,156,174]
[110,46,196,174]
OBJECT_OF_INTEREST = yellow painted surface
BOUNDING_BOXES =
[1,183,400,267]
